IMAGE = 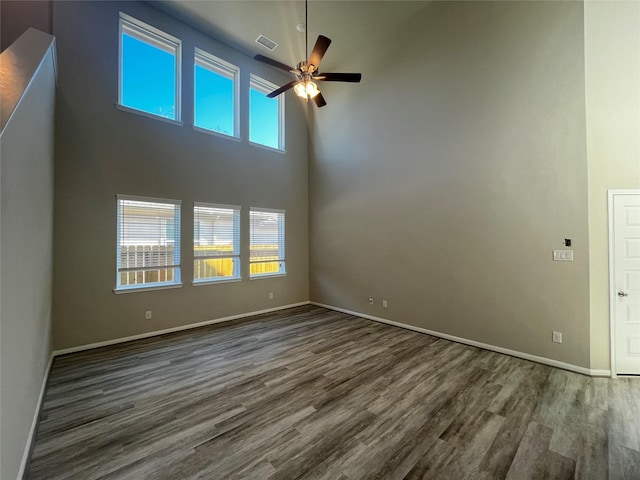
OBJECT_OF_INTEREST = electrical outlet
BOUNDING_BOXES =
[553,250,573,262]
[269,292,274,299]
[368,296,374,305]
[382,300,388,308]
[552,331,563,344]
[145,310,152,320]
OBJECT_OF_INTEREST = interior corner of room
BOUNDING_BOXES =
[1,0,639,479]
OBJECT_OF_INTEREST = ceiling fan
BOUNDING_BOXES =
[253,2,362,107]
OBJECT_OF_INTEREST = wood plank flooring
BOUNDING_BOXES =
[27,305,640,479]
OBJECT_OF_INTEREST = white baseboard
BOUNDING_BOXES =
[53,302,311,356]
[17,353,53,480]
[311,302,611,378]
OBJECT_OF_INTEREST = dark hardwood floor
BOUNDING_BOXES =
[28,305,640,479]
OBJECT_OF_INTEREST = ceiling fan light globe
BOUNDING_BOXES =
[294,83,308,99]
[305,81,320,98]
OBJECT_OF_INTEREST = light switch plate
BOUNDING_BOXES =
[553,250,573,262]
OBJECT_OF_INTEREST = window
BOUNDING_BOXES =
[194,203,241,283]
[250,208,285,277]
[194,49,239,138]
[119,12,181,121]
[249,74,284,151]
[116,195,181,291]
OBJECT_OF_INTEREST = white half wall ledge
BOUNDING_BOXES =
[52,302,311,356]
[311,302,612,378]
[0,27,56,134]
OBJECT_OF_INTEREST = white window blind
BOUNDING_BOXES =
[194,203,241,283]
[116,195,181,291]
[250,208,285,277]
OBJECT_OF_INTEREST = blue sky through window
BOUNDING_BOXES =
[195,65,234,136]
[120,15,282,148]
[121,33,176,120]
[250,88,279,149]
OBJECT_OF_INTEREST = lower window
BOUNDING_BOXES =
[250,208,285,277]
[116,195,182,291]
[194,203,241,283]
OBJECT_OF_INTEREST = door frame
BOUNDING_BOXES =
[608,189,640,378]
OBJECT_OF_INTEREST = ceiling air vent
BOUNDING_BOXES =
[255,34,278,51]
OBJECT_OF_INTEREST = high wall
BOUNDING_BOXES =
[585,0,640,371]
[0,1,52,52]
[0,28,56,480]
[309,0,592,369]
[51,1,309,350]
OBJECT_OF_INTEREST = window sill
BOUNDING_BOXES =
[114,282,183,294]
[249,273,287,280]
[192,277,242,286]
[249,141,286,155]
[193,125,240,142]
[116,104,184,126]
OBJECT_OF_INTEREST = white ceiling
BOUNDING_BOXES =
[152,1,429,72]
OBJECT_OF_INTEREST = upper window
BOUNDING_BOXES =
[116,195,182,292]
[194,49,239,138]
[249,74,284,151]
[119,13,182,121]
[250,208,285,277]
[194,203,241,283]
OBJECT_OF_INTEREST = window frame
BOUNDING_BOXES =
[249,207,286,279]
[249,74,285,152]
[193,202,242,285]
[193,48,240,139]
[115,194,182,293]
[118,12,182,124]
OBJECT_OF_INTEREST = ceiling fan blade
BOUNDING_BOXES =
[313,92,327,108]
[316,72,362,83]
[267,80,300,98]
[308,35,332,70]
[255,54,295,73]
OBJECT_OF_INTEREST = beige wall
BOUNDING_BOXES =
[309,1,591,368]
[0,30,56,480]
[51,1,309,350]
[585,1,640,371]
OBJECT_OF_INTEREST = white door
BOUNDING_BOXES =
[611,192,640,375]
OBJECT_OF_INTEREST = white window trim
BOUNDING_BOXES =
[249,272,287,281]
[194,48,240,139]
[115,194,182,293]
[116,104,184,126]
[248,140,287,156]
[192,278,243,287]
[118,12,182,122]
[249,73,285,152]
[249,207,286,278]
[193,125,241,142]
[114,283,183,295]
[193,202,242,284]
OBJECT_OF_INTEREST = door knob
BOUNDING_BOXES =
[618,291,629,297]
